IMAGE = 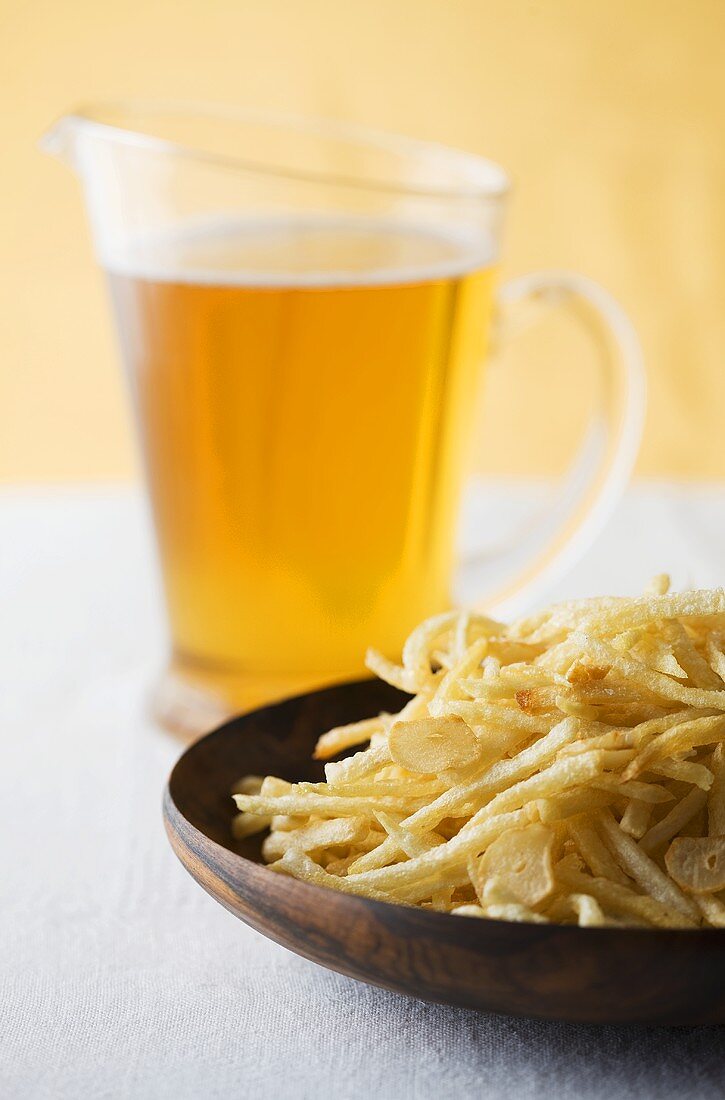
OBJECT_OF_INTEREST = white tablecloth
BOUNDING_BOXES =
[3,482,725,1100]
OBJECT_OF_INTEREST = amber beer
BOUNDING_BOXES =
[108,218,495,704]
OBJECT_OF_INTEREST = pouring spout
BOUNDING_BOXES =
[39,114,83,169]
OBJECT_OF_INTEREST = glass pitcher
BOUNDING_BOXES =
[43,102,644,737]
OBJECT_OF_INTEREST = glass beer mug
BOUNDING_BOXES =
[43,103,644,736]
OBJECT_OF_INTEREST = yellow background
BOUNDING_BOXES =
[1,0,724,483]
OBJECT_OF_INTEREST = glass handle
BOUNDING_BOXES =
[459,271,646,619]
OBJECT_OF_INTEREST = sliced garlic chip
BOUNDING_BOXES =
[387,717,481,774]
[471,824,555,908]
[665,835,725,894]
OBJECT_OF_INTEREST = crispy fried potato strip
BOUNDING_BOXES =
[231,578,725,927]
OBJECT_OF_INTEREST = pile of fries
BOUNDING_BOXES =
[233,577,725,928]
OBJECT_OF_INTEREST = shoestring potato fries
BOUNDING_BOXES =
[232,577,725,928]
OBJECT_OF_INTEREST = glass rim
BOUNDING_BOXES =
[44,99,511,203]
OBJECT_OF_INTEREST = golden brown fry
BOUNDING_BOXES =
[346,835,400,875]
[481,903,548,924]
[324,743,392,786]
[373,811,445,859]
[364,648,416,692]
[570,634,725,712]
[401,611,474,689]
[427,638,491,712]
[516,687,561,714]
[555,864,697,929]
[619,798,653,839]
[272,849,403,905]
[570,893,607,927]
[313,717,385,761]
[695,892,725,927]
[230,775,265,796]
[567,815,631,887]
[533,788,616,824]
[231,811,271,839]
[261,816,369,860]
[560,729,636,755]
[233,790,427,817]
[270,814,305,832]
[639,787,709,854]
[576,589,725,636]
[441,700,555,736]
[464,752,608,823]
[460,665,567,699]
[647,759,714,790]
[589,778,673,804]
[651,619,722,689]
[567,662,610,685]
[645,574,671,596]
[629,634,686,679]
[623,715,725,779]
[709,743,725,835]
[596,809,699,919]
[260,776,292,797]
[705,636,725,685]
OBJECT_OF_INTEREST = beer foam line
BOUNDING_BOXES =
[100,214,496,289]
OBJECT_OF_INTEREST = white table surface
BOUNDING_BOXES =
[2,481,725,1100]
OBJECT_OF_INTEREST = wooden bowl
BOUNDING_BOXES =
[164,679,725,1024]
